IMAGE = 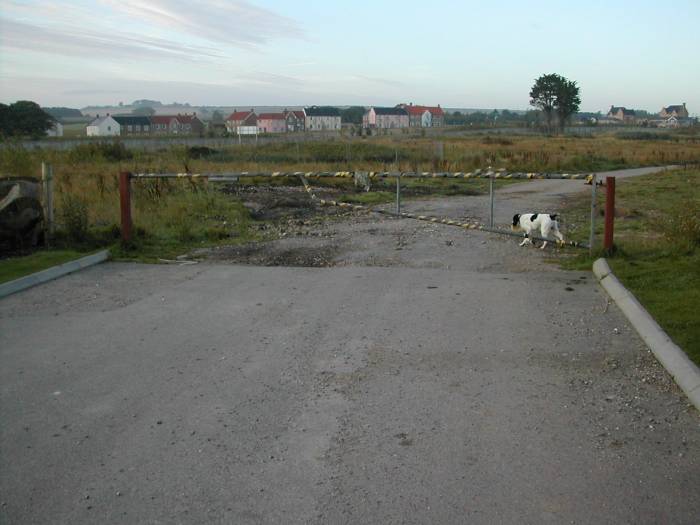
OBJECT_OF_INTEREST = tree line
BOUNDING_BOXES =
[0,101,55,139]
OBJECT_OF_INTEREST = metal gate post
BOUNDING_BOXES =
[119,171,132,244]
[589,174,597,255]
[489,176,495,227]
[603,176,616,253]
[396,175,401,214]
[41,162,55,240]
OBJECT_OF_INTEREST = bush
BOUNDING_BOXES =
[59,194,89,243]
[664,200,700,253]
[68,142,132,163]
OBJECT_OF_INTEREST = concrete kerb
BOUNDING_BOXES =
[593,258,700,411]
[0,249,111,299]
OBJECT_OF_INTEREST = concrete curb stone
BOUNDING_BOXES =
[0,249,110,299]
[593,258,700,411]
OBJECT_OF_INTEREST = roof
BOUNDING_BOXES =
[112,115,151,126]
[227,111,254,121]
[285,110,305,119]
[304,106,341,117]
[609,106,635,116]
[398,104,444,117]
[176,114,201,124]
[150,115,176,125]
[664,104,685,112]
[257,112,286,120]
[404,106,431,116]
[88,115,116,126]
[372,107,408,116]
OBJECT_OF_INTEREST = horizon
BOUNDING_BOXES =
[1,1,699,115]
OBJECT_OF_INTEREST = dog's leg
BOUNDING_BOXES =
[540,240,548,250]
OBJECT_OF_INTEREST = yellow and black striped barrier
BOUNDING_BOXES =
[131,170,592,181]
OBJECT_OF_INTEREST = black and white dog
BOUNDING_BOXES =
[511,213,564,249]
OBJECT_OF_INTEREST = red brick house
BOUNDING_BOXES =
[607,106,636,123]
[256,113,287,134]
[226,110,257,134]
[660,103,688,118]
[397,103,445,127]
[284,109,306,132]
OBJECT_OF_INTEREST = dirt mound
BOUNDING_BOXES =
[198,239,340,267]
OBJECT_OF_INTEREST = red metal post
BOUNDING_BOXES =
[604,176,615,253]
[119,171,132,243]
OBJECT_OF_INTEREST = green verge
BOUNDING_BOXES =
[560,169,700,365]
[0,250,88,284]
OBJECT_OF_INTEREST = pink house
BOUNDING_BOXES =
[362,107,409,129]
[256,113,287,133]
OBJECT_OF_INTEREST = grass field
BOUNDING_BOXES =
[1,130,698,264]
[0,250,88,284]
[561,169,700,364]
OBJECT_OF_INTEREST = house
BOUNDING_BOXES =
[660,103,689,119]
[659,115,696,128]
[46,121,64,137]
[175,113,204,135]
[607,106,636,123]
[403,105,431,127]
[150,115,180,135]
[86,115,120,136]
[112,115,151,135]
[284,109,306,132]
[362,107,409,129]
[304,106,341,131]
[397,103,445,127]
[256,113,287,134]
[225,110,256,134]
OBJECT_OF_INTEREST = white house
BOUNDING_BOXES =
[86,115,120,136]
[304,106,341,131]
[46,121,64,137]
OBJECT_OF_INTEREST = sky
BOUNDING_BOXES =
[1,0,698,113]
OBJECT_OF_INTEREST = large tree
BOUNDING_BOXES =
[0,100,54,138]
[529,73,580,133]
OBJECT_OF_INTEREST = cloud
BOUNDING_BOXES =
[0,18,221,61]
[101,0,306,49]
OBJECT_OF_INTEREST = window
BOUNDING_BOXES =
[127,125,132,132]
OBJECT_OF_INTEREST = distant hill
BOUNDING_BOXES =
[42,107,84,120]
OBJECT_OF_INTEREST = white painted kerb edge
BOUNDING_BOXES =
[593,258,700,411]
[0,249,110,299]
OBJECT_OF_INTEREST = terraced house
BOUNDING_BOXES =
[256,113,287,133]
[225,110,257,134]
[284,109,306,132]
[112,115,151,135]
[304,106,341,131]
[362,107,409,129]
[397,104,445,127]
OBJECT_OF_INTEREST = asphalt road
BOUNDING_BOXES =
[1,167,698,524]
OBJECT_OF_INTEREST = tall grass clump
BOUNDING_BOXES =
[663,199,700,254]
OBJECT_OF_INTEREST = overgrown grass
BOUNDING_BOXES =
[337,191,395,205]
[560,169,700,364]
[1,132,697,261]
[0,250,88,284]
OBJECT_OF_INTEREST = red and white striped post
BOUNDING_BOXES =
[603,176,616,253]
[119,171,132,244]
